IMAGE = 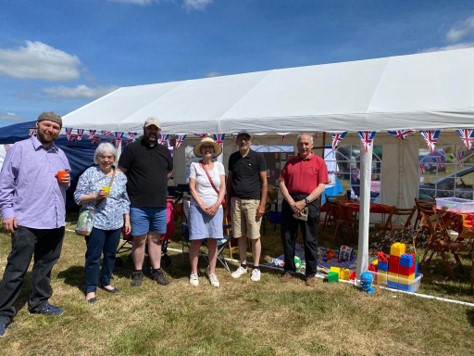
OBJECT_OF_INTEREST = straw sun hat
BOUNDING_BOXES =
[193,137,222,158]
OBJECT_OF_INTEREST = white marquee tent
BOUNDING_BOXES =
[63,47,474,278]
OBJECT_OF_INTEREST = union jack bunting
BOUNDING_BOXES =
[127,132,137,141]
[88,130,97,140]
[77,129,84,141]
[456,150,465,166]
[175,134,186,149]
[419,162,425,174]
[213,133,225,146]
[65,127,73,141]
[358,131,376,152]
[158,133,169,145]
[331,132,347,149]
[194,133,208,138]
[90,137,101,144]
[101,130,111,138]
[387,130,415,140]
[114,132,124,148]
[455,129,474,150]
[420,130,440,153]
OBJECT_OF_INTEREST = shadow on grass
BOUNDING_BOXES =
[467,309,474,327]
[57,265,85,292]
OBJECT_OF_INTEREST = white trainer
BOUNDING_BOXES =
[231,266,248,279]
[189,272,199,286]
[250,269,261,282]
[209,273,220,288]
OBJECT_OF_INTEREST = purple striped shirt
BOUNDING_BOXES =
[0,136,71,229]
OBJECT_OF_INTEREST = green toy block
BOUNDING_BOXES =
[327,271,339,283]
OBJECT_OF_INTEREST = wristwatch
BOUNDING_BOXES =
[304,197,311,205]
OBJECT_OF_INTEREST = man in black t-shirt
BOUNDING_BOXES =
[227,132,267,282]
[118,117,173,287]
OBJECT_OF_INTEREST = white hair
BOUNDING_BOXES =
[93,142,117,165]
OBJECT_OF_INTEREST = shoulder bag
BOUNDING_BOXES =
[200,161,226,207]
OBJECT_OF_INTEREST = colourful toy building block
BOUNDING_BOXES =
[400,254,413,268]
[377,271,388,286]
[399,265,415,277]
[327,271,339,283]
[397,273,416,283]
[340,268,350,280]
[378,261,388,272]
[388,255,400,274]
[329,266,341,277]
[368,264,377,272]
[378,251,389,263]
[390,242,406,257]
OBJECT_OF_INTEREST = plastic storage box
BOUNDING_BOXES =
[368,271,423,293]
[435,197,474,213]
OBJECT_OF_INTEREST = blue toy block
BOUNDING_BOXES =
[378,261,388,271]
[400,254,413,268]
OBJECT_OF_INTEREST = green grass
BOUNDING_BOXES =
[0,218,473,355]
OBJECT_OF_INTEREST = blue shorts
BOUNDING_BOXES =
[130,207,167,236]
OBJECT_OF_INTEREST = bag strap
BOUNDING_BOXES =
[93,168,117,209]
[200,161,219,195]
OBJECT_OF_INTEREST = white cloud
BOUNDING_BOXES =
[108,0,154,5]
[446,16,474,42]
[421,42,474,53]
[183,0,213,11]
[0,41,81,81]
[108,0,213,10]
[43,84,118,99]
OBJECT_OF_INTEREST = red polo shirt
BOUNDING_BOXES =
[279,153,328,194]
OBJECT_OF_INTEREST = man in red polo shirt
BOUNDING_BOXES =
[279,133,328,287]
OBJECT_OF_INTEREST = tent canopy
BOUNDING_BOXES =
[64,48,474,134]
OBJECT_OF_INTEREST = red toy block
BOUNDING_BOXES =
[388,255,400,274]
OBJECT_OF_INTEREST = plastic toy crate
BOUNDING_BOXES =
[435,197,474,213]
[368,271,423,293]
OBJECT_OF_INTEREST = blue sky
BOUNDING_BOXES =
[0,0,473,127]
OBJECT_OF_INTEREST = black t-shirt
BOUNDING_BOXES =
[228,149,267,199]
[118,140,173,207]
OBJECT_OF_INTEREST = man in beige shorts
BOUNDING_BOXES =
[227,132,267,281]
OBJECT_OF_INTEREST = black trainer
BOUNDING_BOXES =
[130,271,143,287]
[151,268,169,286]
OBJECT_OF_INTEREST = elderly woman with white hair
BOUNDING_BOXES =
[74,143,131,303]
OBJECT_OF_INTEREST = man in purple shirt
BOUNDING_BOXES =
[0,112,71,337]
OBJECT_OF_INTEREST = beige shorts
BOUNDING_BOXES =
[231,197,262,240]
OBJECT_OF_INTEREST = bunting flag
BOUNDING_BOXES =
[213,133,225,146]
[65,127,73,141]
[419,162,425,175]
[127,132,137,140]
[194,133,208,138]
[29,128,37,137]
[114,132,124,148]
[101,130,111,137]
[76,129,84,141]
[331,132,347,149]
[455,129,474,150]
[175,134,186,149]
[158,133,169,145]
[90,137,101,144]
[387,130,415,140]
[358,131,376,152]
[456,150,465,166]
[420,130,440,153]
[88,129,97,140]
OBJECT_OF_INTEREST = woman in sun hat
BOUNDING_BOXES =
[188,137,226,288]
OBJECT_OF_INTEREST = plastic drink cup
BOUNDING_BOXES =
[57,170,68,182]
[102,186,111,195]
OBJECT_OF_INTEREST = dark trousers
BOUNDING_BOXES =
[84,227,121,293]
[281,200,319,277]
[0,226,64,320]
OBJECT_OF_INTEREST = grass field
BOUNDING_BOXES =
[0,217,473,355]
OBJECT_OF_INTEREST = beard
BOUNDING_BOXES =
[36,128,57,145]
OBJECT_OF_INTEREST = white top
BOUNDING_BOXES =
[189,161,225,206]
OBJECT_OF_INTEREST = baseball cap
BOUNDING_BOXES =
[144,117,161,128]
[236,131,251,140]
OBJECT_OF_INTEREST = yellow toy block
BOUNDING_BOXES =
[390,242,406,257]
[329,266,341,277]
[397,274,416,284]
[340,268,350,280]
[377,271,388,285]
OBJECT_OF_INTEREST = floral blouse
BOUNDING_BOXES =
[74,166,130,231]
